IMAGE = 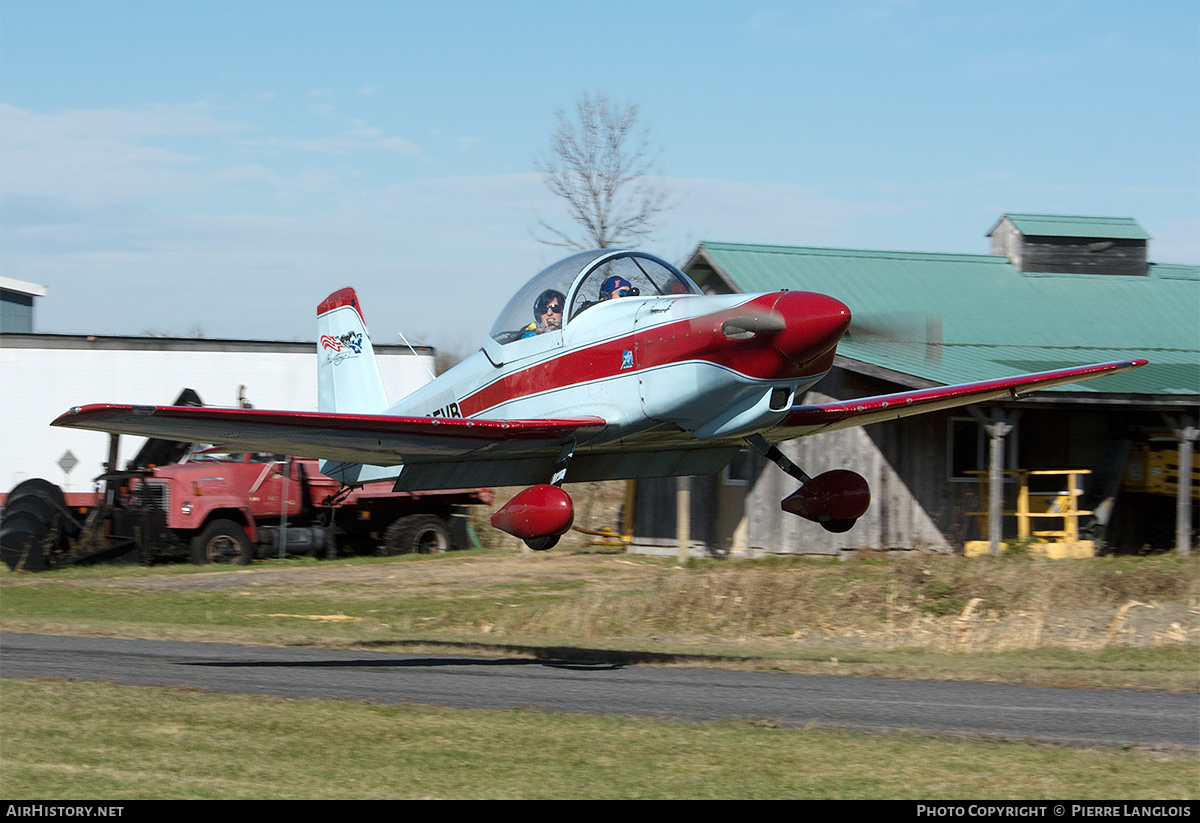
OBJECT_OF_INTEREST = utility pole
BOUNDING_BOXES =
[677,476,690,563]
[1169,419,1197,557]
[973,408,1021,557]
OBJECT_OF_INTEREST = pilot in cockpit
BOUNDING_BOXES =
[600,276,639,301]
[521,289,565,337]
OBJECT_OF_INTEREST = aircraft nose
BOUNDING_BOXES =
[770,291,851,366]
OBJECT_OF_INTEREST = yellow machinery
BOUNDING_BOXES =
[965,469,1095,558]
[1123,441,1199,500]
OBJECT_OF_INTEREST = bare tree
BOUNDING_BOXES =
[534,93,675,250]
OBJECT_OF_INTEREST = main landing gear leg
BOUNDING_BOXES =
[523,441,577,550]
[550,441,574,488]
[745,434,871,534]
[490,442,577,551]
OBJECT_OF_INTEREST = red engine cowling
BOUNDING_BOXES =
[490,484,575,540]
[781,470,871,532]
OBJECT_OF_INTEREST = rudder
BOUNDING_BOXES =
[317,288,389,414]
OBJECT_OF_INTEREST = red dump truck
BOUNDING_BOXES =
[1,447,489,572]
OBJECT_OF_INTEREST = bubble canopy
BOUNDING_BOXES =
[488,250,703,344]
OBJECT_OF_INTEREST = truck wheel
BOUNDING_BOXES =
[190,520,254,565]
[0,511,50,572]
[6,479,67,511]
[3,479,79,543]
[0,479,79,572]
[381,514,451,555]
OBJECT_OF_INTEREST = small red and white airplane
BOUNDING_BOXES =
[54,249,1146,549]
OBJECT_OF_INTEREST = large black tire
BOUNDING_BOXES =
[0,511,50,572]
[6,479,67,511]
[380,514,452,555]
[4,493,60,529]
[0,480,78,571]
[190,520,254,565]
[3,480,80,539]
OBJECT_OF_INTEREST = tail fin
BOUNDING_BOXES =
[317,288,389,414]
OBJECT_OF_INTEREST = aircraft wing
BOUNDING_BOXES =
[770,359,1148,439]
[50,404,608,468]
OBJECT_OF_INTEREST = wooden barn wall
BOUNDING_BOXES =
[632,472,718,548]
[630,368,979,555]
[989,221,1148,277]
[627,367,1169,555]
[744,368,965,554]
[1018,236,1147,277]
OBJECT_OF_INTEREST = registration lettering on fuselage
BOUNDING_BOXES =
[428,402,462,418]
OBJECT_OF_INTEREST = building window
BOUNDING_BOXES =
[723,448,755,486]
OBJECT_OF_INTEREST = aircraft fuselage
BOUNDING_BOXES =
[392,289,850,450]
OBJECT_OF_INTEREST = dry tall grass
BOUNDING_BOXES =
[467,553,1200,653]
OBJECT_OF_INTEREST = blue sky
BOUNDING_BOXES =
[2,0,1197,356]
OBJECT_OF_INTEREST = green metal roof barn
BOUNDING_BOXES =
[629,215,1198,558]
[684,228,1197,401]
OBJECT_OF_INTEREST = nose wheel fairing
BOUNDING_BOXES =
[780,469,872,530]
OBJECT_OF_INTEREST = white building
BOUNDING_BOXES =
[1,332,436,500]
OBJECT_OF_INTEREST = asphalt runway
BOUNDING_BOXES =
[2,632,1196,749]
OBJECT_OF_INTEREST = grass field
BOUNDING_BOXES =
[3,550,1197,689]
[2,679,1196,800]
[2,549,1198,798]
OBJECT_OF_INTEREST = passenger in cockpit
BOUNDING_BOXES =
[600,276,639,301]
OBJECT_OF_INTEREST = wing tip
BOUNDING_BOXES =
[51,403,104,428]
[50,403,154,428]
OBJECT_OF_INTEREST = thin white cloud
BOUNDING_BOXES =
[0,103,251,200]
[232,121,421,157]
[375,136,421,155]
[0,102,424,211]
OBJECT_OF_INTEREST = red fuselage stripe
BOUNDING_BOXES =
[458,299,816,418]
